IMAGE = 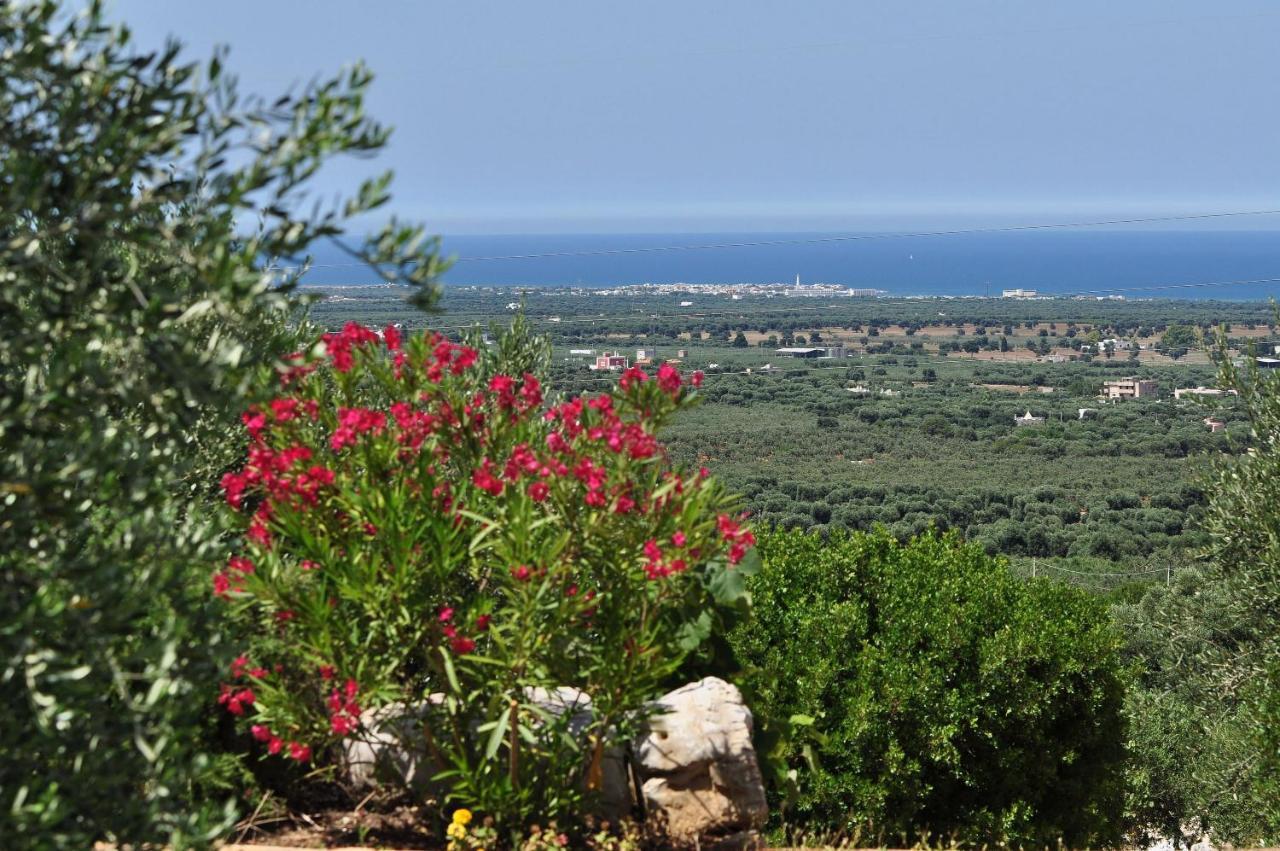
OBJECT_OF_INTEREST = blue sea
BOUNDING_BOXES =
[299,230,1280,301]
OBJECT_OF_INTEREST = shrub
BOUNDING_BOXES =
[732,528,1127,848]
[1117,344,1280,844]
[0,4,448,848]
[213,321,755,838]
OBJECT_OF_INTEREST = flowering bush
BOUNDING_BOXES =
[214,320,755,833]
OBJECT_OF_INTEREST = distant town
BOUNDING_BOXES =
[593,278,886,298]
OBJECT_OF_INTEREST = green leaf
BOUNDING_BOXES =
[440,648,461,694]
[677,610,713,652]
[482,708,511,761]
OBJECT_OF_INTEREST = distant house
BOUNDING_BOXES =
[569,348,595,356]
[1257,357,1280,369]
[590,352,629,371]
[1204,417,1226,433]
[677,349,688,358]
[1078,408,1098,420]
[1014,410,1045,426]
[1103,377,1158,400]
[1002,288,1038,298]
[1174,386,1236,400]
[776,347,825,359]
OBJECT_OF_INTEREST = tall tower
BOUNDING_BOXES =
[795,274,801,287]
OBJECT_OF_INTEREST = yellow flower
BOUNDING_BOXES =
[452,808,473,826]
[446,821,467,839]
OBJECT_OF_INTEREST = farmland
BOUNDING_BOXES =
[312,284,1263,590]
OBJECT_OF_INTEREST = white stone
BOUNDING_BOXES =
[635,677,768,848]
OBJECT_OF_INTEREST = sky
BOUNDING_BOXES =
[107,1,1280,234]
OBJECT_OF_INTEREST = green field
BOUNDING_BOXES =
[312,285,1258,591]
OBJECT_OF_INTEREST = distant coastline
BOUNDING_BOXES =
[296,230,1280,301]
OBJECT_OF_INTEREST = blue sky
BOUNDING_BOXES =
[109,1,1280,233]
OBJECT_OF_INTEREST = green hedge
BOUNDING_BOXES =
[732,528,1128,848]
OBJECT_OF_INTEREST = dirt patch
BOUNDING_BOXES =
[233,807,435,848]
[228,790,438,850]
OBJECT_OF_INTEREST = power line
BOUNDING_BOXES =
[468,10,1280,73]
[1063,275,1280,297]
[454,210,1280,264]
[275,208,1280,272]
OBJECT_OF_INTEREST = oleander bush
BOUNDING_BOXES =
[731,528,1128,848]
[213,319,756,838]
[0,3,444,847]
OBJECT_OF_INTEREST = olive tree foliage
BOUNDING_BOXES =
[0,2,445,846]
[1117,338,1280,845]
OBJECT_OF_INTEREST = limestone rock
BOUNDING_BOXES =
[340,698,443,793]
[338,677,769,850]
[339,687,627,808]
[635,677,768,848]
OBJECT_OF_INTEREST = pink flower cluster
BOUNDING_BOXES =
[718,513,757,565]
[250,724,311,762]
[327,678,362,736]
[322,322,381,373]
[330,407,387,452]
[424,337,479,383]
[641,536,689,581]
[439,606,486,655]
[488,372,543,414]
[212,554,255,598]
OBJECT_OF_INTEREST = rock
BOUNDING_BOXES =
[521,687,632,819]
[635,677,768,849]
[340,698,443,794]
[338,677,770,850]
[339,687,628,809]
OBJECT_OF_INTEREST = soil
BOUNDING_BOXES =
[230,797,438,849]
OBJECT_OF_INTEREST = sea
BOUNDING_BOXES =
[298,230,1280,301]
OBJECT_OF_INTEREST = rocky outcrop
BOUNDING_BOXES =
[635,677,768,849]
